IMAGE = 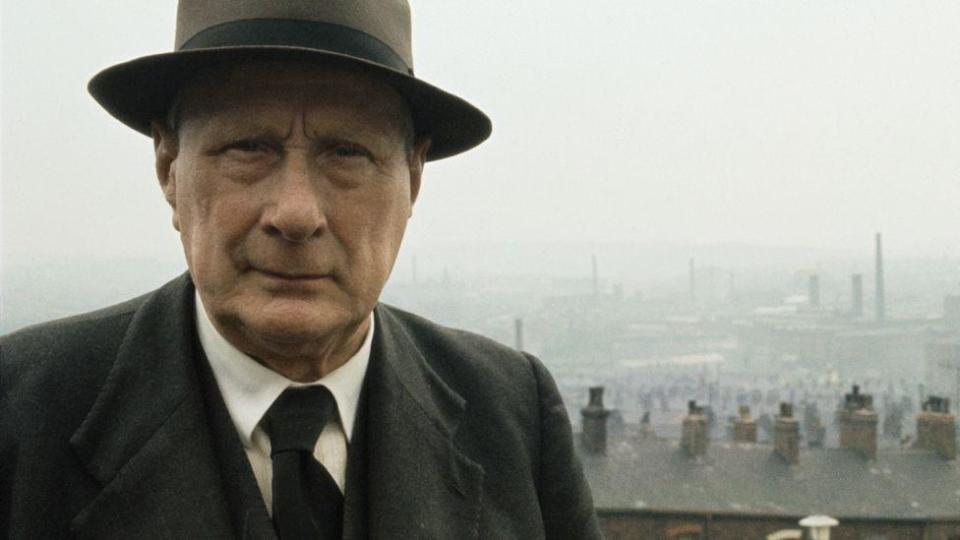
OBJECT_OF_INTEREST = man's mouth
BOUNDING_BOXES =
[253,267,331,281]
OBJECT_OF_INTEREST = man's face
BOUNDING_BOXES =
[155,61,427,369]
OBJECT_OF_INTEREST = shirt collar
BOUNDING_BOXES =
[195,291,373,447]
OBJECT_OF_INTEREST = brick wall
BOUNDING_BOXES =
[597,510,960,540]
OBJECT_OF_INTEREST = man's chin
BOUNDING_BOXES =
[242,304,363,346]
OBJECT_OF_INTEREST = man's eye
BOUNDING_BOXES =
[227,140,269,153]
[332,145,368,159]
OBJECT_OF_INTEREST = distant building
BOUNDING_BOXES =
[739,318,930,380]
[578,388,960,540]
[945,296,960,328]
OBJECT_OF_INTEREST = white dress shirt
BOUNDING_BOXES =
[195,293,372,514]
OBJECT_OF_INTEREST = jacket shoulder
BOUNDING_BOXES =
[376,304,602,538]
[1,292,149,406]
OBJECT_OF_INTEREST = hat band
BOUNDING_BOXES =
[180,19,412,75]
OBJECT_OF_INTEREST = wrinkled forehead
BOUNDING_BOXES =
[173,60,412,133]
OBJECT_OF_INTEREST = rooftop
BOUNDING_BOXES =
[581,436,960,520]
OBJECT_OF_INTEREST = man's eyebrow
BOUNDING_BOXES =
[203,118,294,141]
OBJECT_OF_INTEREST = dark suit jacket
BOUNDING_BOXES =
[1,274,601,539]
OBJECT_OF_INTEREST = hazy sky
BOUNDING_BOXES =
[3,0,960,270]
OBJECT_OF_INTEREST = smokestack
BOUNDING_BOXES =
[591,254,599,298]
[733,405,757,443]
[838,385,878,460]
[808,275,821,309]
[851,274,864,317]
[875,233,885,322]
[915,396,956,460]
[581,387,611,455]
[689,258,696,303]
[774,402,800,465]
[514,318,524,351]
[682,400,708,457]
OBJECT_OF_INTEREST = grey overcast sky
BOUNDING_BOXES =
[3,0,960,268]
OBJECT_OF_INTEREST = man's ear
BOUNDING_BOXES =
[408,135,431,214]
[152,120,181,231]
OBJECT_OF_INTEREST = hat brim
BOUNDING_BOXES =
[88,46,491,161]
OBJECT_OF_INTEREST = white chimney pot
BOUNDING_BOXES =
[799,515,839,540]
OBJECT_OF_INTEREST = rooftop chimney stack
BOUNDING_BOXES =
[851,274,864,317]
[808,275,821,309]
[838,385,878,460]
[733,405,758,443]
[775,402,800,465]
[915,396,957,460]
[581,387,611,455]
[640,410,654,438]
[682,400,708,457]
[875,233,886,322]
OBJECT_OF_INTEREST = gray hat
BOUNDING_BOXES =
[88,0,492,161]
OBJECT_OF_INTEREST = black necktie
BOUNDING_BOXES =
[263,386,344,539]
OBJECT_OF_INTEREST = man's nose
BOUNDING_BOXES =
[262,155,326,243]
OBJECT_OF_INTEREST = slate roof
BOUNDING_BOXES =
[580,436,960,519]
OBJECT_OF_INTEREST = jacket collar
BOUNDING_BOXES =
[69,273,238,537]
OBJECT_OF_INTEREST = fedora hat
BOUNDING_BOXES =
[88,0,491,161]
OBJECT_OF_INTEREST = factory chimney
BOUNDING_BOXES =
[591,254,599,299]
[689,258,696,304]
[514,318,524,351]
[875,233,885,322]
[808,275,821,309]
[851,274,864,317]
[581,387,611,454]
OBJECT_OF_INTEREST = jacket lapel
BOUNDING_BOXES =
[359,305,485,539]
[68,274,237,538]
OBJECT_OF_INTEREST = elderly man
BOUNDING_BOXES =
[0,1,601,539]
